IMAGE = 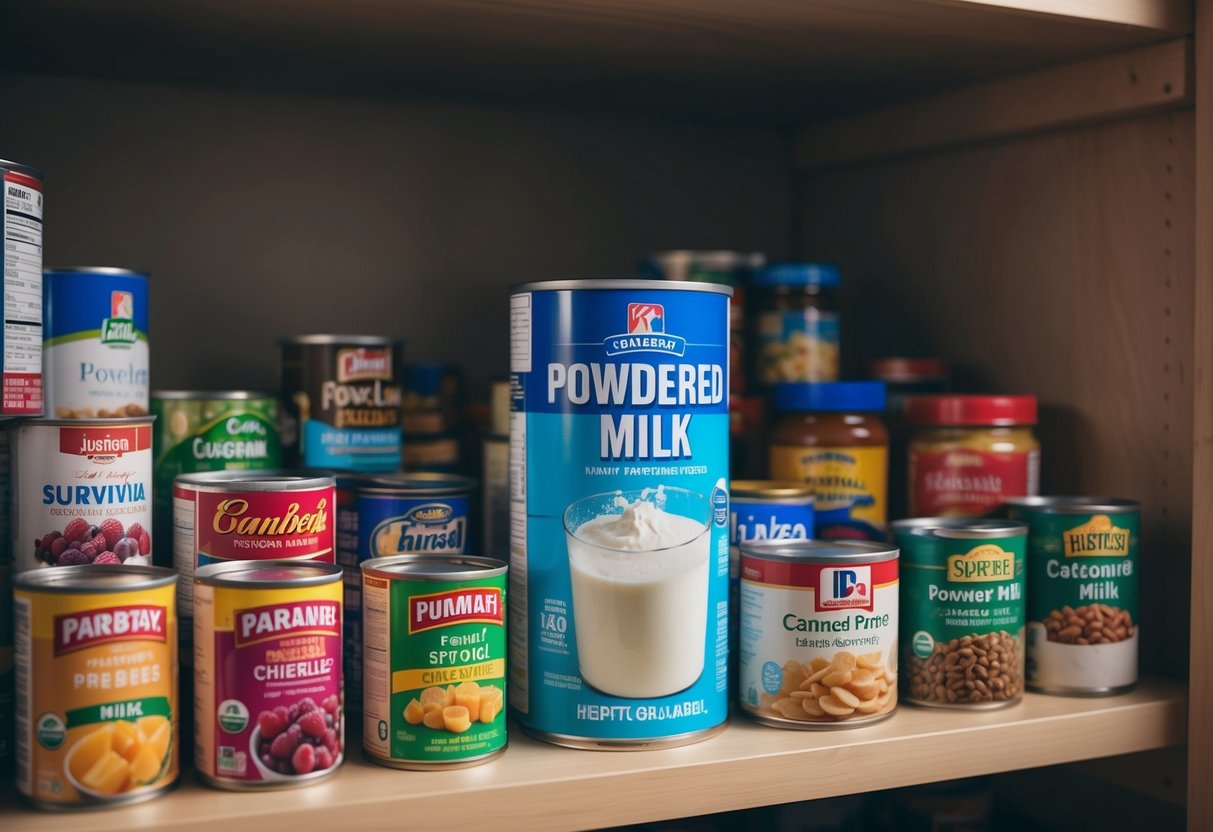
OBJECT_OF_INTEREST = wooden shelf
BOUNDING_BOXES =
[0,0,1191,122]
[0,678,1186,831]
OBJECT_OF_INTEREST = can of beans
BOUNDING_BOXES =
[360,554,507,769]
[14,565,178,809]
[172,470,335,618]
[1,159,44,419]
[193,560,344,789]
[1004,497,1139,695]
[335,472,474,708]
[739,539,899,728]
[894,518,1027,709]
[43,267,150,420]
[151,391,281,568]
[280,335,404,472]
[8,417,155,572]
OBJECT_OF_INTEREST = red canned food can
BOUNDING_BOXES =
[172,470,336,618]
[193,560,343,790]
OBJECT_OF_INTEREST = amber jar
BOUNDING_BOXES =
[905,395,1040,517]
[753,263,840,386]
[769,381,888,541]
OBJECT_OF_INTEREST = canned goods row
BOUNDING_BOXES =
[12,550,509,809]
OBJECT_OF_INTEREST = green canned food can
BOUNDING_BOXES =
[360,555,507,769]
[1004,497,1139,696]
[894,518,1027,709]
[151,391,281,567]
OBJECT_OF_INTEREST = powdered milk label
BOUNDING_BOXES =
[509,285,730,741]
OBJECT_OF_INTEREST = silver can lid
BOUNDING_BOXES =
[14,564,177,594]
[740,538,897,565]
[195,559,342,589]
[175,469,334,491]
[361,554,507,582]
[510,278,733,297]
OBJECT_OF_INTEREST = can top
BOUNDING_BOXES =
[175,469,334,491]
[0,159,44,180]
[45,267,150,279]
[774,381,887,413]
[13,565,177,594]
[1003,496,1140,515]
[9,415,156,429]
[731,480,815,501]
[740,538,898,564]
[195,559,342,589]
[869,357,950,383]
[279,334,402,346]
[338,471,477,496]
[510,278,733,297]
[905,395,1037,426]
[152,390,277,401]
[891,517,1027,540]
[754,262,841,288]
[361,554,507,581]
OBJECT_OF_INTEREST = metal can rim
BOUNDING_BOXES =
[891,517,1027,539]
[1003,496,1140,515]
[7,416,157,428]
[278,334,403,346]
[361,554,507,581]
[344,471,477,496]
[46,266,149,279]
[731,480,815,500]
[152,390,277,401]
[13,564,177,594]
[739,538,898,564]
[174,469,334,491]
[510,278,733,296]
[195,559,342,589]
[0,158,44,180]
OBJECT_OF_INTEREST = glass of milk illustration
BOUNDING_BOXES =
[563,486,711,698]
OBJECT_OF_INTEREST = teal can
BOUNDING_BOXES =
[893,518,1027,709]
[1004,497,1139,696]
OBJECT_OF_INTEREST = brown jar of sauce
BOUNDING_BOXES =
[769,381,888,541]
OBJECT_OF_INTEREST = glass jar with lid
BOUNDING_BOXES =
[753,263,840,386]
[768,381,888,541]
[905,395,1040,517]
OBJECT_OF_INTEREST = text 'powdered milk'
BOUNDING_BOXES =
[509,280,731,748]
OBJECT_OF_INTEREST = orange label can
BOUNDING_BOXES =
[13,565,178,809]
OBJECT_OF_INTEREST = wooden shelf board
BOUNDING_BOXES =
[0,678,1187,831]
[0,0,1192,122]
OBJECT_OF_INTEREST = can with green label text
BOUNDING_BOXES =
[152,391,282,568]
[895,518,1027,709]
[360,555,507,769]
[1004,497,1139,696]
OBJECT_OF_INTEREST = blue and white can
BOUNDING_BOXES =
[509,279,731,749]
[336,471,475,706]
[728,481,814,695]
[43,267,150,420]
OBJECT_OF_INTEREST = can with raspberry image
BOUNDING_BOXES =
[7,417,155,574]
[193,559,343,790]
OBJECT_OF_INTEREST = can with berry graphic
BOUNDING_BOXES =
[173,470,335,618]
[7,417,155,573]
[361,554,507,769]
[193,560,343,790]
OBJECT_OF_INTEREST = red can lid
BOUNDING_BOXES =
[905,395,1037,426]
[869,357,949,382]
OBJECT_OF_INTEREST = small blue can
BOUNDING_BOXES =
[729,481,815,695]
[336,471,475,706]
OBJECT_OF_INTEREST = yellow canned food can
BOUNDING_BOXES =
[13,565,178,809]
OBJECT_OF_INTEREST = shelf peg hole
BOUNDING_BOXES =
[1163,82,1173,94]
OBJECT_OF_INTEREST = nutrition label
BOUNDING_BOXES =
[3,170,43,414]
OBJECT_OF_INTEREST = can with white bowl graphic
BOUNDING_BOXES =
[508,279,731,748]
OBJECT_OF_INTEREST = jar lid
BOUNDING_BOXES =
[754,262,840,288]
[774,381,886,413]
[905,395,1037,426]
[869,357,949,382]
